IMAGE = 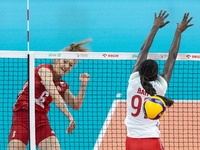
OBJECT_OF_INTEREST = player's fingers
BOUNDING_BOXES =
[84,73,89,76]
[71,122,75,129]
[183,12,187,22]
[67,123,73,133]
[163,13,169,20]
[188,24,194,27]
[83,73,90,78]
[158,9,163,17]
[70,128,73,134]
[69,124,75,134]
[72,122,76,128]
[186,12,189,20]
[66,128,69,134]
[164,21,170,26]
[155,11,157,18]
[161,9,167,17]
[67,128,72,134]
[187,16,193,23]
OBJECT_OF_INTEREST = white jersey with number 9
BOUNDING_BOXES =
[125,72,168,138]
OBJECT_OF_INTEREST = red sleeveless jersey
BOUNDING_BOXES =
[13,64,69,114]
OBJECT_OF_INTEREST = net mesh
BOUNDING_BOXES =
[1,52,200,150]
[0,58,29,149]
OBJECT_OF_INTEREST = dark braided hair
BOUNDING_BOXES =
[139,59,174,107]
[156,95,174,107]
[139,59,158,96]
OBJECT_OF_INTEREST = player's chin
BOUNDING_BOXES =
[62,71,69,76]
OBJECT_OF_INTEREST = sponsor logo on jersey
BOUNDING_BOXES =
[57,86,61,91]
[12,131,16,137]
[51,130,55,134]
[60,82,66,87]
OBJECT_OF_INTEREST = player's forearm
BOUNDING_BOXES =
[161,30,181,84]
[133,25,160,72]
[168,30,181,59]
[74,84,87,110]
[140,25,159,54]
[53,96,73,119]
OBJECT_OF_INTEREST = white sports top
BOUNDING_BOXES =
[124,71,168,138]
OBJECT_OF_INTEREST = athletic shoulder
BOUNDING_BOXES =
[151,75,168,96]
[36,64,53,75]
[156,75,168,87]
[35,64,53,72]
[129,72,140,82]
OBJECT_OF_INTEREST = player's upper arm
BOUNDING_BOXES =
[61,89,75,106]
[160,54,176,85]
[38,67,60,100]
[132,53,147,73]
[132,63,140,73]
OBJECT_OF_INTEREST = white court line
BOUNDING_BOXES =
[92,99,199,150]
[93,99,126,150]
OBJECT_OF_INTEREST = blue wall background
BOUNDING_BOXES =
[0,0,199,53]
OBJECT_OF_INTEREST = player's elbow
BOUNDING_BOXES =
[167,54,177,64]
[74,107,80,111]
[172,53,178,60]
[73,104,81,111]
[169,50,178,60]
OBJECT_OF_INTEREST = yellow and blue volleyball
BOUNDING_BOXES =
[142,96,166,120]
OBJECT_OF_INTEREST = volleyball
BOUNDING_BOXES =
[142,96,166,120]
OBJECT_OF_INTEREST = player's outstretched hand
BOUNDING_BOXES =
[79,73,90,86]
[66,119,76,134]
[176,12,194,33]
[154,9,170,28]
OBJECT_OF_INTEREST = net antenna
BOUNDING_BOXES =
[27,0,29,52]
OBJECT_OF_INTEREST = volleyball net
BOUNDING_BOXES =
[0,51,200,150]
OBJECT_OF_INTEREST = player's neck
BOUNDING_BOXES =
[53,70,60,82]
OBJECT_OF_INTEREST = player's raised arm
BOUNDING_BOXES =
[132,9,170,73]
[62,73,90,111]
[160,12,194,84]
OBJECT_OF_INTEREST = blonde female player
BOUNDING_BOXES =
[125,10,193,150]
[7,39,92,150]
